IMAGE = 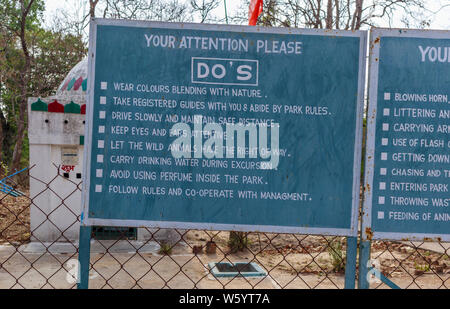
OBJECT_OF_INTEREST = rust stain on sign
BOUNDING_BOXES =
[365,227,373,240]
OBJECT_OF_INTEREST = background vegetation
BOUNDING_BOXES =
[0,0,445,177]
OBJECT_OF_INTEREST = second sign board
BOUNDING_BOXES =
[363,28,450,241]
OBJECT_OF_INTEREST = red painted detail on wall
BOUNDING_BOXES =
[48,100,64,113]
[81,104,86,114]
[61,165,75,173]
[61,79,70,91]
[73,77,83,91]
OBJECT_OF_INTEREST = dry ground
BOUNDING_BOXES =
[0,192,449,289]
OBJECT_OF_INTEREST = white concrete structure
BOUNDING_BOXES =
[28,58,88,242]
[28,59,180,243]
[28,105,85,241]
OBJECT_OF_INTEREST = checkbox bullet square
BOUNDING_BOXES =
[97,154,104,163]
[100,96,107,104]
[379,182,386,190]
[96,169,103,178]
[380,168,387,175]
[98,140,104,148]
[100,82,107,90]
[383,108,390,116]
[381,152,388,160]
[381,138,388,146]
[378,211,385,219]
[98,126,105,133]
[382,123,389,131]
[384,92,391,100]
[378,196,385,204]
[99,111,106,119]
[95,185,102,192]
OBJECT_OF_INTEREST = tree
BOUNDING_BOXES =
[28,29,87,96]
[231,0,436,30]
[190,0,220,23]
[0,0,44,173]
[49,0,193,41]
[0,1,86,175]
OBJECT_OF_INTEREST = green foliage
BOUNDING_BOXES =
[158,242,173,255]
[228,231,250,253]
[327,239,346,272]
[0,0,45,34]
[29,29,87,96]
[0,2,87,170]
[414,262,430,272]
[0,160,9,176]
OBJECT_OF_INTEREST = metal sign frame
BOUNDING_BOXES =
[81,18,367,237]
[362,28,450,242]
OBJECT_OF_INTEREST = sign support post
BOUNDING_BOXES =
[77,225,92,289]
[344,236,358,289]
[357,240,371,289]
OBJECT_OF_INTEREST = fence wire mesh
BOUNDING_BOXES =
[0,166,448,289]
[367,240,449,289]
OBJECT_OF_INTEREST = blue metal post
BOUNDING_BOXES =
[377,270,401,289]
[357,240,371,289]
[77,225,92,289]
[344,236,357,289]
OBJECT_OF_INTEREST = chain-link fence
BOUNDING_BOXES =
[366,240,449,289]
[0,166,449,289]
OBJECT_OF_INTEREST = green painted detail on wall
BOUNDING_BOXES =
[67,78,76,91]
[64,101,81,114]
[80,135,84,145]
[82,78,87,91]
[31,98,48,111]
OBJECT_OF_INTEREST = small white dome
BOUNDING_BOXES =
[56,58,88,103]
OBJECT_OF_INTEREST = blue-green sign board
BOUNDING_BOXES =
[363,29,450,241]
[82,19,366,235]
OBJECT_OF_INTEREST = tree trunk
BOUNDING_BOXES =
[0,110,5,177]
[335,0,340,29]
[354,0,363,30]
[351,0,363,30]
[315,0,322,28]
[11,110,26,172]
[90,0,99,18]
[326,0,333,29]
[10,0,34,172]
